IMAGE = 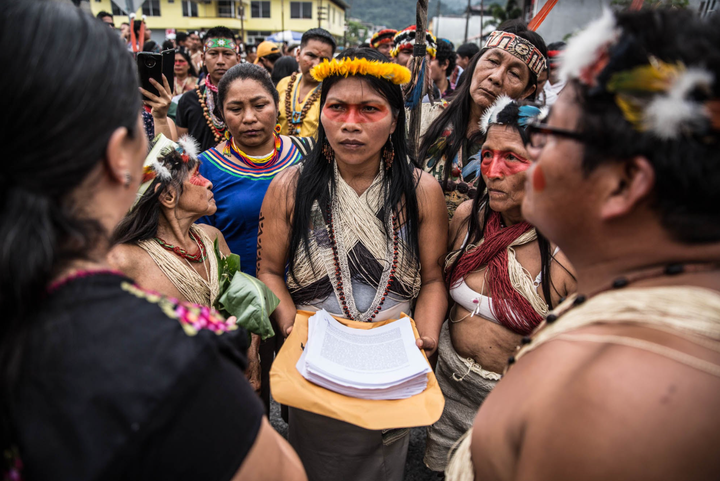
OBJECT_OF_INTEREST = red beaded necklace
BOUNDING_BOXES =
[325,206,400,321]
[154,230,208,263]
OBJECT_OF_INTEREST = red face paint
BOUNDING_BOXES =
[480,149,531,178]
[532,164,546,192]
[322,103,390,124]
[189,169,211,187]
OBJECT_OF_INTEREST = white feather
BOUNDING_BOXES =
[150,159,172,182]
[644,68,714,139]
[480,95,513,134]
[538,106,550,123]
[560,9,619,83]
[177,135,200,160]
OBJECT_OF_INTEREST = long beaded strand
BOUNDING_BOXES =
[324,204,400,321]
[284,73,321,136]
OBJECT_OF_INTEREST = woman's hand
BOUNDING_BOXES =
[416,336,438,357]
[140,74,173,119]
[246,333,262,394]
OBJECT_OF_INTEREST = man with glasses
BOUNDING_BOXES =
[445,9,720,481]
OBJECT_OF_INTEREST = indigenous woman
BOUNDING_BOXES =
[197,63,313,277]
[0,2,305,480]
[423,97,576,473]
[109,135,226,308]
[258,48,449,481]
[196,63,314,412]
[173,49,198,96]
[418,22,547,218]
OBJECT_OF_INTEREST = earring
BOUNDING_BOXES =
[322,140,335,163]
[123,172,132,188]
[383,136,395,171]
[275,123,282,135]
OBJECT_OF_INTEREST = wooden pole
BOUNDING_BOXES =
[480,0,483,42]
[408,0,429,160]
[463,0,471,43]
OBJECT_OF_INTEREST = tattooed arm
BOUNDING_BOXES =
[257,167,299,337]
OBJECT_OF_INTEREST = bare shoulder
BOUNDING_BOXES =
[414,168,442,194]
[196,223,222,241]
[108,243,153,277]
[268,165,300,194]
[488,325,720,480]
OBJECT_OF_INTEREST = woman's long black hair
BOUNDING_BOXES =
[417,22,547,184]
[445,102,571,309]
[287,48,420,287]
[0,0,140,452]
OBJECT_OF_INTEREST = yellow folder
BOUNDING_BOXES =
[270,310,445,430]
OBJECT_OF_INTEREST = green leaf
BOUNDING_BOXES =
[215,272,279,340]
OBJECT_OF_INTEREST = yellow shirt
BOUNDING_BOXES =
[277,73,321,137]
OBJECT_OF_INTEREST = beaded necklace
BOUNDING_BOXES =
[284,73,321,136]
[154,230,208,263]
[508,261,720,365]
[324,203,400,322]
[197,81,227,143]
[226,133,282,168]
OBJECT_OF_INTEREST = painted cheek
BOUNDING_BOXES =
[322,104,389,124]
[532,164,546,192]
[189,173,211,187]
[481,150,530,177]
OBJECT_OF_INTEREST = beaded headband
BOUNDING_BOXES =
[371,29,397,48]
[483,31,546,77]
[203,37,237,53]
[311,57,411,85]
[390,26,437,59]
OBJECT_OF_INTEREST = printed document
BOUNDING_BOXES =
[297,310,430,400]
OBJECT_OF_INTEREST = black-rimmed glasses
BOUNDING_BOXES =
[526,121,584,149]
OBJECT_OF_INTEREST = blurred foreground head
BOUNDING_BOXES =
[523,8,720,252]
[0,0,142,320]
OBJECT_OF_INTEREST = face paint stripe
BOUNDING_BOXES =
[322,103,390,124]
[532,164,546,192]
[480,149,532,177]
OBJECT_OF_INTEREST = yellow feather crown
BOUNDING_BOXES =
[310,57,411,85]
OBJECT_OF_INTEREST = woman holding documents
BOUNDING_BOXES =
[258,48,449,481]
[423,97,576,472]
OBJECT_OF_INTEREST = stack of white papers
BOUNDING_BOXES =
[296,310,431,400]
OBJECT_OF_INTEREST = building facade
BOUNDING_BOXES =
[90,0,347,45]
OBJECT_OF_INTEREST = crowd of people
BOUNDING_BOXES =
[2,1,719,480]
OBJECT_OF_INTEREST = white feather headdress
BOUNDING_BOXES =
[560,9,619,84]
[480,95,514,134]
[177,135,200,161]
[644,68,715,139]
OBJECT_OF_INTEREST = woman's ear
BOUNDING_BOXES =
[599,156,655,221]
[158,184,178,209]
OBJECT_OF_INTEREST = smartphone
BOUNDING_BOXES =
[137,52,163,101]
[161,49,175,93]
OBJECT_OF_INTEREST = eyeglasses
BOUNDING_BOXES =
[526,121,584,149]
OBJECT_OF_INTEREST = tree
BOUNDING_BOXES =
[489,0,522,24]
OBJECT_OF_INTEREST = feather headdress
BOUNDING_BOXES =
[560,9,619,85]
[480,95,514,134]
[135,134,202,204]
[607,59,716,139]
